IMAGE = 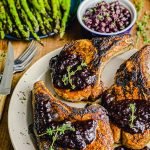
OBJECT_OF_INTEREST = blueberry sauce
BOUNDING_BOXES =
[101,93,150,134]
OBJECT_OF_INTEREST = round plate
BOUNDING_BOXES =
[5,0,82,40]
[8,48,143,150]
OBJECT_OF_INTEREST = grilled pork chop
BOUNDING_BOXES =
[50,34,133,102]
[101,45,150,149]
[32,81,114,150]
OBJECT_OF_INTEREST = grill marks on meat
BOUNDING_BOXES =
[112,45,150,100]
[101,45,150,149]
[50,34,134,102]
[32,81,114,150]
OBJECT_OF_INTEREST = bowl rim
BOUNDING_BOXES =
[77,0,137,36]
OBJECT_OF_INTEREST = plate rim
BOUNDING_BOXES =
[8,47,62,150]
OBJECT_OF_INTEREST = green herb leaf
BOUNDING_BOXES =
[62,74,68,85]
[129,103,136,128]
[49,147,54,150]
[61,61,87,89]
[38,123,75,150]
[70,71,75,76]
[136,12,150,45]
[76,65,82,71]
[133,0,144,16]
[57,123,75,135]
[50,131,58,150]
[81,61,87,67]
[46,128,54,136]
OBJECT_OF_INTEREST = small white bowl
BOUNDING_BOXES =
[77,0,137,36]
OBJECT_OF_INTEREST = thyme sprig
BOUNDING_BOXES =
[62,61,87,89]
[38,123,75,150]
[129,103,136,128]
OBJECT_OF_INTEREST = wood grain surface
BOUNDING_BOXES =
[0,0,149,149]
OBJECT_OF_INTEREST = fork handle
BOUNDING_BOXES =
[0,95,7,120]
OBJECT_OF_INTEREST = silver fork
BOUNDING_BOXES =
[0,41,38,79]
[14,41,38,73]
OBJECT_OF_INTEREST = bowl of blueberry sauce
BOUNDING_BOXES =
[77,0,137,37]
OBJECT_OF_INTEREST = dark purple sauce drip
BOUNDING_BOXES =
[101,93,150,134]
[34,94,60,134]
[49,52,96,91]
[115,146,150,150]
[34,94,97,149]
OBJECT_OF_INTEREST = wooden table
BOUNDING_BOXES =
[0,1,149,149]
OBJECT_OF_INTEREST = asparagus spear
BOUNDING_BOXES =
[21,9,40,41]
[12,27,22,39]
[60,0,71,38]
[31,8,46,35]
[58,0,62,19]
[29,0,47,16]
[43,0,51,13]
[43,0,53,22]
[15,0,40,41]
[38,0,45,10]
[5,12,13,33]
[28,0,41,12]
[0,2,6,39]
[37,0,53,33]
[0,21,5,39]
[43,16,52,33]
[2,0,13,33]
[0,2,6,24]
[4,0,22,38]
[20,0,39,32]
[31,6,52,34]
[51,0,61,32]
[7,0,30,39]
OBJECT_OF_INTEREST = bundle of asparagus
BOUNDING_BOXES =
[0,0,71,41]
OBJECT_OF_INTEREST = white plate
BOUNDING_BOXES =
[8,47,139,150]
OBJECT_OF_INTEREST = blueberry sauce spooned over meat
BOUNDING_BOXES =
[49,35,133,102]
[50,52,96,91]
[101,92,150,134]
[32,81,114,150]
[101,45,150,149]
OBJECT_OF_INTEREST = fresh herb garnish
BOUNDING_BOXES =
[133,0,150,46]
[38,123,75,150]
[67,66,76,89]
[133,0,144,16]
[62,61,87,89]
[136,12,150,45]
[129,103,136,128]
